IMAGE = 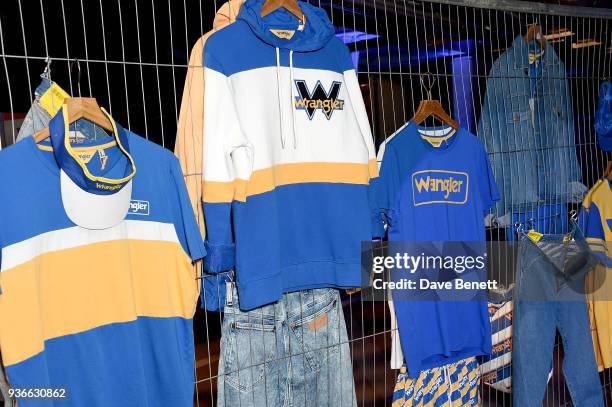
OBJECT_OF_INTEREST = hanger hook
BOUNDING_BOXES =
[75,59,81,85]
[41,57,52,80]
[515,221,525,236]
[70,58,82,96]
[570,209,578,222]
[420,72,436,100]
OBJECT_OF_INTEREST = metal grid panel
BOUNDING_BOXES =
[0,0,610,406]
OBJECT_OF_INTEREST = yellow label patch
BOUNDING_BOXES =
[527,229,544,242]
[419,130,456,148]
[422,136,443,147]
[270,29,295,40]
[76,152,95,164]
[39,83,70,116]
[528,50,545,64]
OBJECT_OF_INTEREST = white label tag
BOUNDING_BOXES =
[226,281,234,306]
[69,130,87,144]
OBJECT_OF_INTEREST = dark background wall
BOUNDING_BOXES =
[0,1,611,405]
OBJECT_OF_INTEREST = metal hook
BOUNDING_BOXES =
[570,209,578,222]
[419,72,436,100]
[514,221,525,235]
[41,57,52,80]
[514,218,537,236]
[70,58,82,95]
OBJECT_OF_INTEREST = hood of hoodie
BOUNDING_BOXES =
[237,0,335,52]
[213,0,244,30]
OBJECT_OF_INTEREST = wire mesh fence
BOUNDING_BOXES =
[0,0,611,406]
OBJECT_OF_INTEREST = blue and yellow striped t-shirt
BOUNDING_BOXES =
[0,129,205,406]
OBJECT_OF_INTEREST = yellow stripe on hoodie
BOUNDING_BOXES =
[202,159,377,203]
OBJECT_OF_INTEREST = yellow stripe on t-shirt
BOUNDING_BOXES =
[0,238,197,367]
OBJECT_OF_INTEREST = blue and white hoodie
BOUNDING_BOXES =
[202,0,377,310]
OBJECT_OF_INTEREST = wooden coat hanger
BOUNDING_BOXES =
[412,73,459,130]
[525,23,546,49]
[261,0,304,21]
[33,97,113,143]
[605,161,612,180]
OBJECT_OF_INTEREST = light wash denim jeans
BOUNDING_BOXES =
[17,78,108,142]
[513,224,604,407]
[217,286,357,407]
[16,78,55,142]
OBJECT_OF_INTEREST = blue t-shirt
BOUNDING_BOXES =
[372,122,499,376]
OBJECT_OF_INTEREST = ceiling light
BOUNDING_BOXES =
[543,29,574,40]
[335,30,380,44]
[572,39,602,49]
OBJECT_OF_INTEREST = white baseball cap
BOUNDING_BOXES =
[49,105,136,229]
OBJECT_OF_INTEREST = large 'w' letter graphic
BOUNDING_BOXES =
[294,80,344,120]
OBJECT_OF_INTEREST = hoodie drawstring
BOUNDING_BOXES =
[289,50,297,149]
[275,47,286,149]
[275,47,298,150]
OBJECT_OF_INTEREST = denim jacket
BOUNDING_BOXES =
[17,78,109,143]
[477,36,582,214]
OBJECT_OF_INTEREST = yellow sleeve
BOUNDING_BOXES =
[175,34,211,239]
[582,180,603,211]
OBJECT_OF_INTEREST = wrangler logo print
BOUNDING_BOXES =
[129,200,150,216]
[294,80,344,120]
[96,183,123,192]
[412,170,469,206]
